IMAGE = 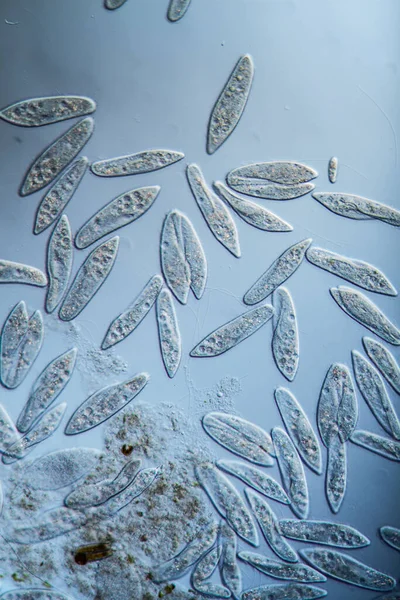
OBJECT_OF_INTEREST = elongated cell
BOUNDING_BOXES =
[217,459,289,504]
[241,583,327,600]
[313,192,400,226]
[202,412,274,466]
[152,522,219,582]
[23,447,102,490]
[214,181,293,232]
[97,467,159,516]
[156,288,181,378]
[192,545,230,598]
[326,433,347,514]
[0,403,19,453]
[2,403,67,463]
[352,350,400,439]
[191,304,274,358]
[239,552,326,583]
[228,162,318,185]
[91,149,184,177]
[279,519,370,548]
[272,427,309,519]
[244,239,312,305]
[272,288,299,381]
[105,0,128,8]
[317,363,357,448]
[34,157,88,234]
[187,163,241,257]
[20,117,94,196]
[227,177,315,201]
[0,95,96,127]
[195,462,259,546]
[306,247,397,296]
[17,348,77,432]
[219,522,242,599]
[1,307,44,390]
[0,589,74,600]
[167,0,192,21]
[350,429,400,461]
[328,157,338,183]
[76,186,160,249]
[65,372,149,435]
[161,209,207,304]
[380,526,400,552]
[300,548,396,591]
[46,214,73,313]
[207,54,254,154]
[274,388,322,475]
[363,337,400,395]
[102,274,163,350]
[65,458,141,508]
[245,489,298,562]
[0,260,47,287]
[59,236,119,321]
[10,505,88,544]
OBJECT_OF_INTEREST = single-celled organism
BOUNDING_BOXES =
[0,260,47,287]
[74,542,113,565]
[0,304,44,389]
[207,54,254,155]
[272,427,309,519]
[167,0,192,21]
[46,214,73,313]
[217,459,289,504]
[219,522,242,599]
[160,209,207,304]
[241,583,327,600]
[363,337,400,395]
[317,363,357,447]
[17,348,77,432]
[0,589,74,600]
[306,247,397,296]
[65,458,141,508]
[202,412,274,466]
[279,519,370,548]
[245,489,298,562]
[214,181,293,232]
[96,467,159,516]
[300,548,396,591]
[326,433,347,514]
[2,403,67,463]
[272,288,299,381]
[102,274,163,350]
[105,0,128,8]
[95,555,141,600]
[9,505,88,543]
[274,388,322,475]
[187,164,241,257]
[239,551,326,583]
[0,95,96,127]
[350,429,400,461]
[0,403,19,453]
[191,545,230,598]
[59,236,119,321]
[380,526,400,552]
[20,117,94,196]
[91,149,184,177]
[22,447,102,490]
[34,157,88,234]
[191,304,274,358]
[244,239,312,305]
[313,192,400,227]
[352,350,400,439]
[65,372,149,435]
[227,178,315,201]
[228,162,318,185]
[328,157,338,183]
[195,462,259,546]
[75,186,160,249]
[156,288,181,378]
[152,522,219,583]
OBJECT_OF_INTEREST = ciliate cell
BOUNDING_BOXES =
[228,162,318,185]
[156,288,181,378]
[239,551,326,583]
[207,55,254,154]
[0,95,96,127]
[380,526,400,552]
[328,157,338,183]
[350,429,400,461]
[241,583,327,600]
[20,117,94,196]
[46,215,74,313]
[0,259,47,287]
[96,467,159,517]
[278,519,370,548]
[91,149,184,177]
[325,433,347,514]
[219,521,242,599]
[167,0,192,21]
[0,402,20,453]
[272,288,299,381]
[191,545,230,598]
[217,459,289,504]
[313,192,400,227]
[227,178,315,201]
[363,337,400,394]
